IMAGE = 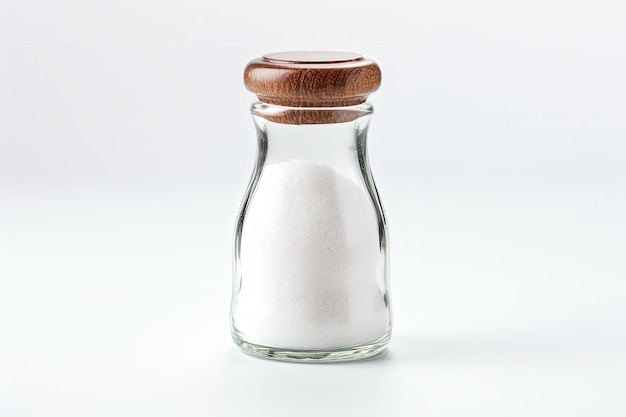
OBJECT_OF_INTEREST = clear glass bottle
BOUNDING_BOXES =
[231,52,391,362]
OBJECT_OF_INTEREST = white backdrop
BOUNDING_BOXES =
[1,0,625,416]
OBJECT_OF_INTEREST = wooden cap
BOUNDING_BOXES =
[244,51,382,107]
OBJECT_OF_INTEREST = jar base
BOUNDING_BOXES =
[231,331,391,363]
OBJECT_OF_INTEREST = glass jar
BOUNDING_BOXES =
[231,52,391,362]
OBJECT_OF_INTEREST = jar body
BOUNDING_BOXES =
[231,103,391,362]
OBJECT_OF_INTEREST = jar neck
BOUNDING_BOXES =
[251,102,373,183]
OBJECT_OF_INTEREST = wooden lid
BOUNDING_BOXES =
[244,51,382,107]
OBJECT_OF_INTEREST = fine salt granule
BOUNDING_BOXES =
[236,159,388,349]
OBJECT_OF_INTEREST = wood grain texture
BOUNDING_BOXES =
[244,51,382,112]
[252,107,372,125]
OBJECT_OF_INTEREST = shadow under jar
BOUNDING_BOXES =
[231,52,391,362]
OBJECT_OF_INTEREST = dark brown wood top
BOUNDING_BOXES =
[244,51,382,108]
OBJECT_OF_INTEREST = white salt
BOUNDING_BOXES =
[236,159,389,349]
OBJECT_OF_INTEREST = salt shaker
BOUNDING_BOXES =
[231,51,391,362]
